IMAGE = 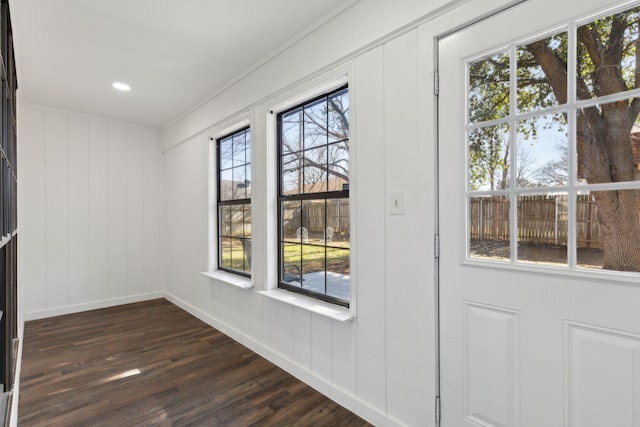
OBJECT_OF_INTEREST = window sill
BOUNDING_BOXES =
[200,271,253,289]
[258,289,354,322]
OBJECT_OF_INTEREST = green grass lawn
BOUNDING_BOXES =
[220,238,350,275]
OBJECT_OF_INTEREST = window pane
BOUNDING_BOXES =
[220,169,234,201]
[219,137,233,170]
[577,98,640,184]
[302,199,325,244]
[282,154,302,195]
[243,165,252,199]
[301,243,325,278]
[516,113,568,188]
[517,194,568,266]
[469,195,510,261]
[220,237,246,271]
[244,204,252,239]
[219,205,231,237]
[229,238,245,272]
[282,243,302,285]
[245,131,251,164]
[517,32,567,113]
[577,7,640,100]
[468,123,510,191]
[232,166,247,199]
[576,193,601,269]
[282,201,301,243]
[328,142,349,190]
[231,205,244,238]
[282,108,302,155]
[304,99,328,149]
[233,131,248,167]
[240,238,251,273]
[326,247,350,301]
[327,199,349,248]
[328,89,349,143]
[468,51,510,124]
[576,190,640,272]
[219,236,233,270]
[303,147,327,193]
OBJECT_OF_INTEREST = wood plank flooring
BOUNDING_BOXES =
[18,299,371,426]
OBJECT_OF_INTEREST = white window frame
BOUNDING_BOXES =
[258,68,357,321]
[202,114,254,289]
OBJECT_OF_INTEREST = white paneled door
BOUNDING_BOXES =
[438,0,640,426]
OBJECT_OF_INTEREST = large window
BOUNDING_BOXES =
[278,86,350,307]
[467,5,640,273]
[217,127,251,277]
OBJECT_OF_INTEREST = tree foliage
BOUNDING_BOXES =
[281,90,349,194]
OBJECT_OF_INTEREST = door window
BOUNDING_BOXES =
[466,5,640,273]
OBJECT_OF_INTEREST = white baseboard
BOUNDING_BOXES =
[163,292,395,427]
[23,292,165,321]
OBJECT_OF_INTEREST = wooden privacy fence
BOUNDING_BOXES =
[283,199,350,236]
[469,194,602,248]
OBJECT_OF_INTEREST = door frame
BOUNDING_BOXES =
[432,2,527,424]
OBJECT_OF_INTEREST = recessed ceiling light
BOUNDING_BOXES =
[112,82,131,91]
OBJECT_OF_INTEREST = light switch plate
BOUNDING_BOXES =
[390,191,404,215]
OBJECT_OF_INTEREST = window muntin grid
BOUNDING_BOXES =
[466,5,640,274]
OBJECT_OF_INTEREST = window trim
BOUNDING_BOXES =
[204,115,253,289]
[276,84,351,308]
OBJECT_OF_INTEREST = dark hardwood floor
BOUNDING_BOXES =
[18,299,371,426]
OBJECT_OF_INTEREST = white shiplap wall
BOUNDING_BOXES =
[156,0,481,424]
[18,104,163,319]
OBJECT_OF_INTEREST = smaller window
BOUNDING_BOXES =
[217,127,251,277]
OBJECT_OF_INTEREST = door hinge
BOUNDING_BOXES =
[434,71,440,96]
[434,234,440,259]
[435,396,441,423]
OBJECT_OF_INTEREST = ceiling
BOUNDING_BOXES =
[10,0,352,128]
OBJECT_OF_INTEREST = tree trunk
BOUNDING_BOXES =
[594,190,640,271]
[577,107,640,271]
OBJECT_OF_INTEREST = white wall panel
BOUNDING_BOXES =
[19,105,163,317]
[107,123,127,299]
[143,130,162,292]
[88,119,110,302]
[277,303,294,360]
[354,46,387,412]
[333,320,357,394]
[126,126,145,296]
[44,111,70,309]
[68,116,91,304]
[263,298,279,351]
[383,30,430,426]
[293,308,312,370]
[18,105,47,313]
[311,315,333,380]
